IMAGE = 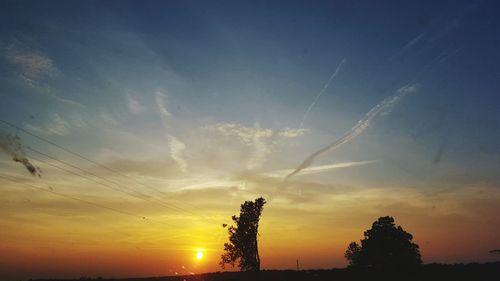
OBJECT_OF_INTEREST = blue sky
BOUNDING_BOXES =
[1,0,500,279]
[1,0,499,185]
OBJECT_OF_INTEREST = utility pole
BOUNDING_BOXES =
[296,259,300,271]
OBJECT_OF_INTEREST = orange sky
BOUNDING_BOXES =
[2,1,500,280]
[1,169,499,280]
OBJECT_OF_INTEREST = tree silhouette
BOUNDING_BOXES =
[344,242,362,265]
[345,216,422,268]
[220,197,266,271]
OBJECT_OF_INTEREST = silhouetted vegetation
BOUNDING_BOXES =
[220,197,266,271]
[30,214,500,281]
[31,262,500,281]
[345,216,422,268]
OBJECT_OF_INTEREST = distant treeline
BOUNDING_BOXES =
[31,262,500,281]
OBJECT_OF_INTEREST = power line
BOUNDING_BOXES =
[27,146,195,216]
[0,119,123,174]
[0,118,216,220]
[0,174,204,235]
[0,174,223,251]
[0,174,147,221]
[27,153,194,217]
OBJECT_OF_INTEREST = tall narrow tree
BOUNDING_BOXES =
[220,197,266,271]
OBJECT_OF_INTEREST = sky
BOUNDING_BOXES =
[1,0,500,280]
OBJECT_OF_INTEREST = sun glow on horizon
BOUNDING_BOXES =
[196,250,204,260]
[2,1,500,281]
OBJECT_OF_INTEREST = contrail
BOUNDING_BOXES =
[286,84,417,180]
[433,128,449,164]
[0,132,41,177]
[300,58,347,128]
[390,30,427,61]
[262,160,376,178]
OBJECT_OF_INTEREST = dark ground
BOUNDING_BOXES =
[32,262,500,281]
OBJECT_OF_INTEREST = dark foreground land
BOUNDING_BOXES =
[33,262,500,281]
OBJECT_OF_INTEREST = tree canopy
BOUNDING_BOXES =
[220,197,266,271]
[345,216,422,268]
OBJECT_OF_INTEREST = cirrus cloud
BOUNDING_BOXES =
[207,122,306,170]
[5,48,58,79]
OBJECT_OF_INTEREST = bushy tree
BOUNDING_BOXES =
[345,216,422,268]
[220,197,266,271]
[345,242,362,265]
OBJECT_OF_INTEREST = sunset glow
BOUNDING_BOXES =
[1,1,500,281]
[196,251,204,260]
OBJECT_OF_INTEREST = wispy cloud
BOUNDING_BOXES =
[167,178,246,192]
[126,93,145,115]
[210,123,305,143]
[286,84,418,180]
[390,30,428,60]
[300,58,347,128]
[24,113,72,136]
[277,128,307,138]
[262,160,377,178]
[168,134,187,173]
[211,122,273,144]
[3,46,86,108]
[5,48,58,79]
[247,123,272,170]
[402,31,427,51]
[209,122,306,170]
[155,91,172,118]
[99,109,118,125]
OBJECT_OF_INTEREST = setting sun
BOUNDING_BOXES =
[1,1,500,281]
[196,251,204,260]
